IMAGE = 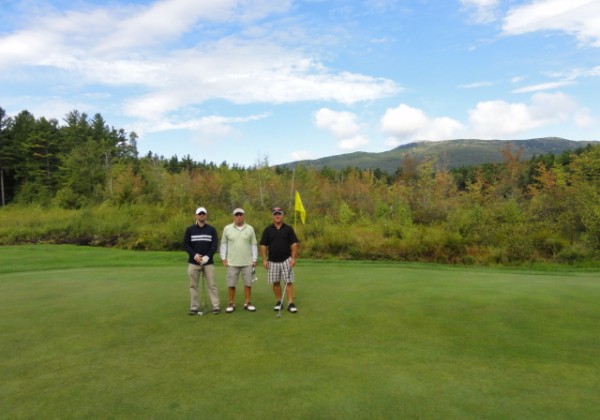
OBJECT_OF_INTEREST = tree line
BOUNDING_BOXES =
[1,106,599,265]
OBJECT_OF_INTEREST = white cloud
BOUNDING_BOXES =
[380,104,464,143]
[5,97,93,122]
[511,80,575,93]
[314,108,370,151]
[142,113,270,133]
[458,81,494,89]
[315,108,361,138]
[460,0,500,24]
[0,0,399,127]
[96,0,293,53]
[468,92,584,137]
[503,0,600,47]
[338,135,369,150]
[291,150,317,161]
[550,65,600,80]
[574,108,596,127]
[380,93,593,144]
[168,45,398,109]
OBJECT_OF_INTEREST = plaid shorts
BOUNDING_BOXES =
[267,258,295,284]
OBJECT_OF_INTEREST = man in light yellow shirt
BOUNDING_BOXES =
[220,208,258,313]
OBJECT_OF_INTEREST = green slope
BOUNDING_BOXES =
[283,137,599,172]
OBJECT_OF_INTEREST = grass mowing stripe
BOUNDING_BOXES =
[1,246,599,418]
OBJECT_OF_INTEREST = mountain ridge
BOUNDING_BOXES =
[280,137,599,172]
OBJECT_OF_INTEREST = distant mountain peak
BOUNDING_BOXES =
[281,138,598,171]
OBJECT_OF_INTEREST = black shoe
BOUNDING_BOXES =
[273,301,282,311]
[212,308,221,314]
[287,303,297,313]
[189,309,199,315]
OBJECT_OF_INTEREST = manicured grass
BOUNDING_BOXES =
[1,245,599,418]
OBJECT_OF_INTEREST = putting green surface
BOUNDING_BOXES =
[1,246,599,418]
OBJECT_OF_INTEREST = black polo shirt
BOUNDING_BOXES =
[260,223,299,262]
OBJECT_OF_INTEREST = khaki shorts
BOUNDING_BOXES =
[226,265,253,287]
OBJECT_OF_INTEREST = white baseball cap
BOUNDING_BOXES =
[195,207,207,215]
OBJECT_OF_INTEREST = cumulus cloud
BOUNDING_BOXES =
[459,0,500,24]
[380,104,464,146]
[0,0,399,127]
[503,0,600,47]
[314,108,369,150]
[380,93,594,145]
[122,46,399,120]
[468,92,592,137]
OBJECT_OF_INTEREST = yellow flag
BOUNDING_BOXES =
[294,191,306,224]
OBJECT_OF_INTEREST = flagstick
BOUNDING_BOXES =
[291,167,296,229]
[289,167,295,210]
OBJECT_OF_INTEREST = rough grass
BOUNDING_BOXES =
[1,245,599,419]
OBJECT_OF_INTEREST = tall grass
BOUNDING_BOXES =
[1,204,599,266]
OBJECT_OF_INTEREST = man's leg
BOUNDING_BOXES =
[203,265,220,312]
[273,282,281,300]
[226,266,238,312]
[286,282,294,304]
[241,266,256,311]
[244,285,252,303]
[228,287,236,305]
[187,264,200,312]
[269,262,283,310]
[282,259,297,313]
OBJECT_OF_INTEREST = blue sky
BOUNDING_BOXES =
[1,0,599,167]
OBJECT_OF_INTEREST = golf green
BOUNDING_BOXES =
[1,246,599,418]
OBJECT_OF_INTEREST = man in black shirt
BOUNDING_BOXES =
[260,207,299,313]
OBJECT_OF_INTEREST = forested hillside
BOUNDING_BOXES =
[1,107,599,265]
[284,138,600,172]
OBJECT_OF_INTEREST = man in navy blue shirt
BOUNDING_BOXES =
[183,207,220,315]
[260,207,299,313]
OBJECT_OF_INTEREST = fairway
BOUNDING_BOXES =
[1,246,599,419]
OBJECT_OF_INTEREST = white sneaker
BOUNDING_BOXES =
[273,301,282,311]
[244,303,256,312]
[226,304,235,313]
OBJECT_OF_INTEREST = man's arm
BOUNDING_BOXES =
[183,227,194,257]
[290,242,298,267]
[261,245,268,269]
[208,227,218,259]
